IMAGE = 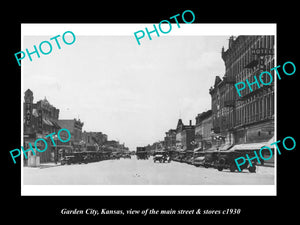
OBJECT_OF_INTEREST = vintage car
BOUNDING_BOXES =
[183,150,194,164]
[136,147,149,160]
[111,152,121,160]
[61,152,88,165]
[203,151,219,168]
[192,151,206,167]
[61,155,75,165]
[122,153,131,159]
[215,150,257,172]
[177,151,186,163]
[184,155,193,164]
[153,150,170,163]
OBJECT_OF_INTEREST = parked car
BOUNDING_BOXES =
[122,153,131,159]
[61,152,88,165]
[203,151,219,168]
[215,150,257,172]
[193,151,206,167]
[153,150,170,163]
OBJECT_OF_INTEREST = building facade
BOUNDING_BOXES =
[209,35,275,164]
[195,110,213,151]
[164,129,177,151]
[175,119,195,151]
[24,89,63,164]
[57,119,84,152]
[82,131,108,151]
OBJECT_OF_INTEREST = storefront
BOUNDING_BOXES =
[230,136,275,167]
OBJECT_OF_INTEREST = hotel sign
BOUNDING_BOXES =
[251,48,274,56]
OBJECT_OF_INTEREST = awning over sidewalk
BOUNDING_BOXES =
[204,147,218,152]
[193,146,202,152]
[50,120,61,129]
[42,118,54,126]
[230,137,274,152]
[218,143,233,151]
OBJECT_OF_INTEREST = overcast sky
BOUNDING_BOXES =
[23,35,229,150]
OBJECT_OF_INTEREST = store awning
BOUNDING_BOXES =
[204,147,218,152]
[218,143,233,151]
[50,120,61,129]
[42,118,54,126]
[230,140,274,152]
[193,146,202,152]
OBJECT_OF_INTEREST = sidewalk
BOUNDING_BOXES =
[25,162,62,169]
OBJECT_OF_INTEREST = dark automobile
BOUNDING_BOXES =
[183,150,194,164]
[61,152,88,165]
[122,153,131,159]
[175,151,186,163]
[203,151,219,168]
[136,147,149,160]
[111,152,120,160]
[192,151,205,167]
[215,150,257,173]
[153,150,170,163]
[61,155,75,165]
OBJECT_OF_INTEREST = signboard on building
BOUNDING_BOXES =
[258,56,266,71]
[25,103,32,126]
[251,48,274,56]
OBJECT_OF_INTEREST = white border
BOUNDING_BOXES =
[21,23,277,196]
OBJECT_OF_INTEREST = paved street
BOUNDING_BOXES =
[23,156,274,185]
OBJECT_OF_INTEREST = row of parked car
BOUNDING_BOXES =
[171,150,258,173]
[60,151,132,165]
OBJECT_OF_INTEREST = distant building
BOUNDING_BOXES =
[195,110,212,151]
[176,119,195,151]
[164,129,176,150]
[57,119,84,152]
[82,131,108,151]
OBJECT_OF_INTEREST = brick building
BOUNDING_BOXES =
[209,35,275,164]
[23,89,61,164]
[176,119,195,151]
[164,129,177,151]
[57,119,84,152]
[82,131,108,151]
[194,110,212,151]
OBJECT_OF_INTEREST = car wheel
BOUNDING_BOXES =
[248,166,256,173]
[217,166,223,171]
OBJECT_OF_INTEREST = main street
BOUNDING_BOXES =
[23,156,274,185]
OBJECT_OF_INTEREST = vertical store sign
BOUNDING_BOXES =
[25,103,31,126]
[38,110,43,133]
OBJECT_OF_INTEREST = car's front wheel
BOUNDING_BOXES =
[248,166,256,173]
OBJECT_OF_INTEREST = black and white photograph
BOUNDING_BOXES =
[20,24,276,195]
[4,3,299,222]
